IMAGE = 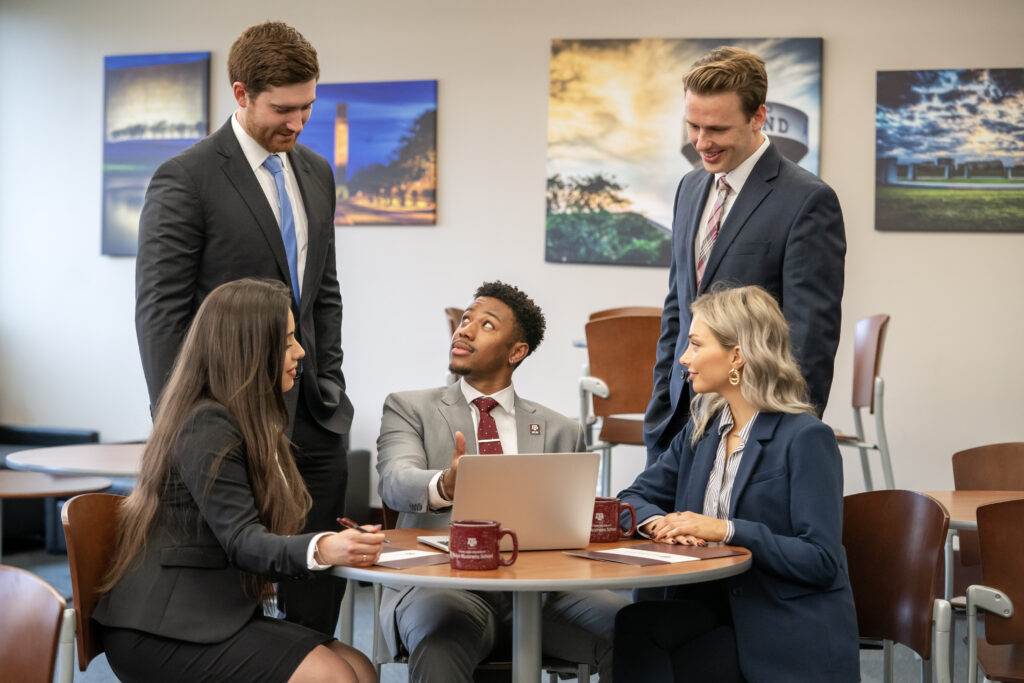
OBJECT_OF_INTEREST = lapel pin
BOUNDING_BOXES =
[529,424,541,435]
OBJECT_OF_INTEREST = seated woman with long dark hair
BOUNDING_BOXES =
[95,278,383,683]
[614,285,859,683]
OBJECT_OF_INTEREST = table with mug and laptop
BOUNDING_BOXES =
[334,452,752,683]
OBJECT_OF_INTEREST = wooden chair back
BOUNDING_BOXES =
[843,490,948,659]
[584,313,661,444]
[0,565,66,683]
[61,493,124,671]
[380,500,400,531]
[589,305,661,321]
[444,307,464,336]
[977,498,1024,645]
[952,443,1024,568]
[851,314,890,411]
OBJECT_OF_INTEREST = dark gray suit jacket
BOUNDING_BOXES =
[644,144,846,461]
[135,117,352,434]
[94,402,318,642]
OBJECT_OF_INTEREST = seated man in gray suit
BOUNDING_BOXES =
[377,281,628,682]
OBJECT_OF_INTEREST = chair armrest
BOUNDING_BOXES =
[932,598,952,683]
[578,376,610,399]
[966,585,1015,683]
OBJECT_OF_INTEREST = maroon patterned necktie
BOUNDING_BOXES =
[695,176,732,289]
[472,397,504,455]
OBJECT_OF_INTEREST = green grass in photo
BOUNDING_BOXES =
[875,185,1024,232]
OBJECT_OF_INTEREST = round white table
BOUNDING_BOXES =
[5,443,144,478]
[333,527,752,683]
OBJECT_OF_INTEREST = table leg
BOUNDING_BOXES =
[512,591,542,683]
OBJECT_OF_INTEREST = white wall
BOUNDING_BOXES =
[1,0,1022,503]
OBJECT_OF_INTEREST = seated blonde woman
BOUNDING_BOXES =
[94,279,384,683]
[614,285,859,683]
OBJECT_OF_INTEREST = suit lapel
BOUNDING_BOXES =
[287,147,325,313]
[514,396,543,454]
[680,173,714,302]
[728,412,782,516]
[438,383,477,452]
[682,428,720,511]
[698,145,781,293]
[214,119,293,288]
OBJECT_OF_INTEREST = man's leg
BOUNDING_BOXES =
[395,587,503,683]
[277,393,348,637]
[542,590,631,681]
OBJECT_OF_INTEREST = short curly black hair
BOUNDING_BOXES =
[474,281,545,362]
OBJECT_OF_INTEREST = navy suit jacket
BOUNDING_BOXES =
[644,144,846,460]
[619,411,860,683]
[135,118,353,435]
[94,402,319,642]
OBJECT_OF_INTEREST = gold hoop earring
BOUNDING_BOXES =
[728,367,741,386]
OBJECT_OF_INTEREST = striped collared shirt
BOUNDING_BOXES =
[702,406,758,543]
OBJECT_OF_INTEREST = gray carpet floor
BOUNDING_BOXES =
[4,545,974,682]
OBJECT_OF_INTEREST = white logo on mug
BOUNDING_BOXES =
[595,512,605,522]
[468,538,477,547]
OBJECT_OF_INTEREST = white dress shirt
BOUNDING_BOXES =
[230,111,309,295]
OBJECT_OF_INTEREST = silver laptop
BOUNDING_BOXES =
[418,452,600,551]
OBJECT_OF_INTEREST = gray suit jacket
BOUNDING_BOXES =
[374,382,586,656]
[135,117,353,434]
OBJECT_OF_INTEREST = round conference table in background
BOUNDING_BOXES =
[333,527,752,683]
[5,443,144,478]
[0,470,113,559]
[924,490,1024,600]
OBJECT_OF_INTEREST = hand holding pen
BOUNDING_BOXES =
[338,516,390,543]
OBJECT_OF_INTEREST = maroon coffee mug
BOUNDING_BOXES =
[449,520,518,570]
[590,497,637,542]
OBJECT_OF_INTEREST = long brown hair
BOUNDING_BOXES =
[103,278,311,599]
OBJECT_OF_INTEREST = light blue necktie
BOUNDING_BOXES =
[262,154,301,308]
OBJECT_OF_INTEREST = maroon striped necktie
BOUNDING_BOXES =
[472,397,504,455]
[696,176,732,288]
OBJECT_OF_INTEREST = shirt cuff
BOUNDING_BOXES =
[307,532,333,570]
[427,470,451,510]
[637,515,664,538]
[723,520,735,544]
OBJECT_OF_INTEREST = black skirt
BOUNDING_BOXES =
[101,615,332,683]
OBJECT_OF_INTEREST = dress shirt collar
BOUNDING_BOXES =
[715,403,759,440]
[459,377,516,416]
[715,133,770,196]
[231,109,289,173]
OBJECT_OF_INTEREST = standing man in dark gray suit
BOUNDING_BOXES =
[376,281,628,682]
[644,46,846,463]
[135,21,352,637]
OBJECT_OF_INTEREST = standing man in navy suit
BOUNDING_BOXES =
[135,21,352,637]
[644,46,846,463]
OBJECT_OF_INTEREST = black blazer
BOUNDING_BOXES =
[135,118,353,434]
[644,144,846,460]
[93,402,317,643]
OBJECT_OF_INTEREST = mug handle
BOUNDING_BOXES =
[498,528,519,566]
[619,502,637,538]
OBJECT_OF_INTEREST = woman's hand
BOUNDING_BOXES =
[316,525,386,567]
[646,512,728,545]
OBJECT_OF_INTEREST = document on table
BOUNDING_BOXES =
[374,546,451,569]
[566,543,745,566]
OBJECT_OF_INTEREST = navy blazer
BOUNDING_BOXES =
[135,118,352,435]
[643,144,846,460]
[94,403,318,643]
[619,411,860,683]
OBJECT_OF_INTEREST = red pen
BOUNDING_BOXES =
[337,516,390,543]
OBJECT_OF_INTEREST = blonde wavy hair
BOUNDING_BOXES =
[689,285,814,444]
